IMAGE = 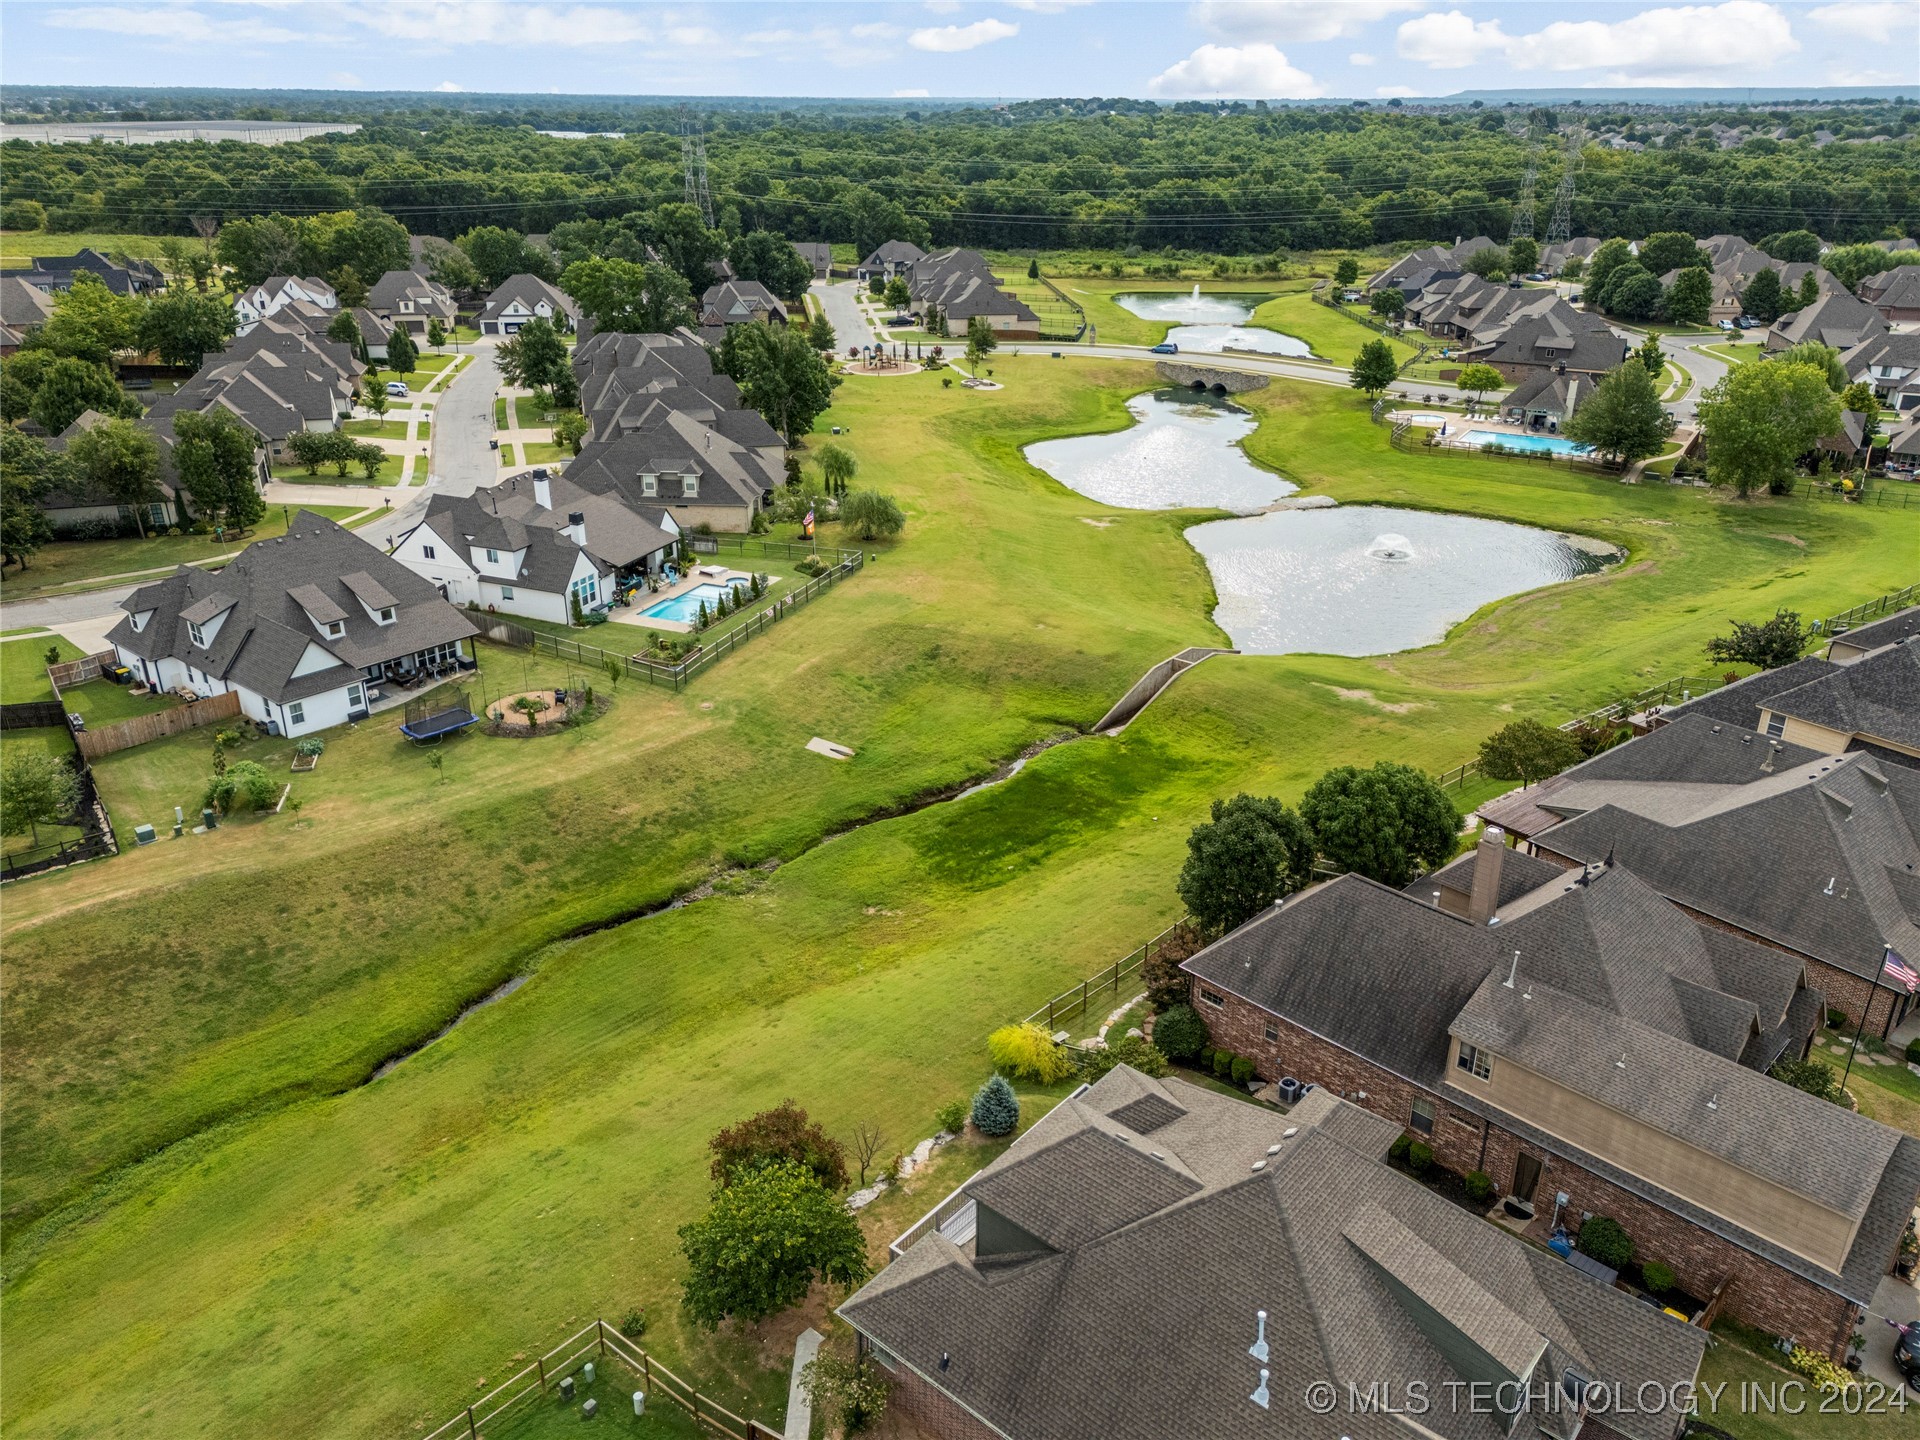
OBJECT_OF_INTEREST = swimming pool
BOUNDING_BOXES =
[642,580,745,623]
[1462,430,1593,456]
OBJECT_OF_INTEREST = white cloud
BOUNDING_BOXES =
[1806,1,1915,42]
[1195,0,1422,44]
[1376,84,1417,97]
[329,70,362,87]
[1006,0,1097,9]
[45,5,307,44]
[1148,42,1323,97]
[353,3,653,48]
[1397,2,1797,77]
[1349,51,1376,65]
[893,88,932,97]
[909,17,1018,51]
[434,80,462,91]
[666,25,719,46]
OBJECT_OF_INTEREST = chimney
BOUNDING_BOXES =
[565,510,586,547]
[532,470,552,512]
[1467,826,1507,925]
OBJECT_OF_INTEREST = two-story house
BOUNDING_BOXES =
[367,269,458,339]
[476,274,580,336]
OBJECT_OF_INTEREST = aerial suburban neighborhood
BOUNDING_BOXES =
[1,9,1918,1440]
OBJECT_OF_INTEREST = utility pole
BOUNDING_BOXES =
[679,105,714,228]
[1509,117,1538,244]
[1545,125,1583,249]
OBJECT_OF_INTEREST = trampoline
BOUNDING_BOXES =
[400,690,480,743]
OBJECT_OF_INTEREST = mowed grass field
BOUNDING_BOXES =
[3,358,1916,1440]
[0,230,172,265]
[1049,275,1314,348]
[1246,291,1421,367]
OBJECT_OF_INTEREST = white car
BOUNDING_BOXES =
[385,380,410,397]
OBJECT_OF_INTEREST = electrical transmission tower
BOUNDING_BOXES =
[1545,126,1582,248]
[680,106,714,227]
[1509,125,1538,243]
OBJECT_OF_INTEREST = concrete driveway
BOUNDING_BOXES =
[812,279,876,354]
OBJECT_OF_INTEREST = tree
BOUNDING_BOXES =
[1461,245,1510,279]
[807,310,835,351]
[1775,340,1846,391]
[1704,609,1809,670]
[1027,256,1041,280]
[553,411,589,455]
[1369,289,1405,320]
[1634,332,1665,379]
[883,276,911,311]
[68,417,162,536]
[27,356,129,435]
[326,310,363,356]
[328,265,369,309]
[1796,272,1820,308]
[385,327,419,379]
[648,202,723,292]
[560,256,696,334]
[1602,267,1663,321]
[0,429,64,569]
[800,1351,889,1436]
[723,323,835,444]
[726,230,812,302]
[1582,238,1635,302]
[363,376,388,420]
[36,273,145,366]
[1695,362,1842,497]
[427,246,482,295]
[1349,338,1399,398]
[987,1023,1075,1084]
[1824,245,1920,294]
[205,759,277,814]
[1759,229,1822,264]
[1300,761,1457,888]
[816,442,857,499]
[849,1123,886,1188]
[1455,363,1506,406]
[1478,718,1582,785]
[924,302,946,338]
[173,410,264,531]
[840,490,905,541]
[1333,257,1360,287]
[1,198,48,231]
[1140,923,1202,1010]
[1738,268,1784,324]
[1840,381,1883,448]
[1506,236,1539,276]
[964,315,998,375]
[1175,793,1316,937]
[140,288,234,369]
[1638,231,1707,275]
[1562,358,1674,465]
[835,188,930,260]
[1663,267,1715,326]
[456,225,555,288]
[677,1161,870,1330]
[496,316,568,393]
[1,750,80,845]
[426,315,447,351]
[1150,1004,1209,1062]
[708,1101,849,1189]
[970,1075,1020,1136]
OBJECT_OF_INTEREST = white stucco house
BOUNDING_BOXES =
[476,274,581,336]
[107,511,478,737]
[234,275,338,334]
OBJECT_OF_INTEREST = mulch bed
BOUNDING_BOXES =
[483,691,611,738]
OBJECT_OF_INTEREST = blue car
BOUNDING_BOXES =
[1149,342,1179,354]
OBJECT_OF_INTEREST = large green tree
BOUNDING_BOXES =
[1506,236,1540,276]
[68,417,164,536]
[1695,360,1843,497]
[1704,609,1809,670]
[385,327,419,379]
[28,356,131,436]
[1582,239,1635,302]
[496,316,568,393]
[456,226,556,288]
[35,273,145,366]
[1176,793,1316,937]
[677,1161,869,1330]
[1602,267,1663,321]
[1774,340,1846,391]
[1740,268,1786,323]
[1,750,80,846]
[140,287,234,368]
[1562,358,1673,465]
[649,202,723,292]
[721,323,836,444]
[1758,230,1821,264]
[707,1102,848,1190]
[0,428,66,570]
[560,256,695,334]
[727,230,814,302]
[1300,762,1457,887]
[172,410,264,531]
[1455,363,1507,405]
[1637,231,1707,275]
[1478,719,1581,785]
[1663,267,1715,326]
[1349,338,1399,398]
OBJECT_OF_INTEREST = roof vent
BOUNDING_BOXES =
[1615,1050,1628,1069]
[1283,1126,1298,1139]
[1250,1369,1270,1410]
[1824,876,1837,895]
[1741,734,1751,745]
[1266,1144,1281,1155]
[1249,1310,1269,1363]
[1706,1092,1719,1111]
[1251,1159,1267,1172]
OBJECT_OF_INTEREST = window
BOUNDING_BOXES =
[1764,713,1786,738]
[188,621,206,648]
[347,682,364,711]
[1561,1371,1588,1407]
[287,701,305,727]
[571,575,600,611]
[485,548,499,564]
[1263,1022,1279,1042]
[1457,1044,1492,1081]
[325,620,344,638]
[681,474,698,497]
[422,544,436,560]
[641,475,658,496]
[499,586,514,600]
[1199,987,1225,1008]
[1410,1098,1435,1134]
[377,606,395,624]
[148,503,169,527]
[870,1346,898,1374]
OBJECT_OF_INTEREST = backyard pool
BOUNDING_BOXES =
[1462,430,1594,456]
[1023,389,1296,513]
[1112,290,1313,357]
[642,581,746,624]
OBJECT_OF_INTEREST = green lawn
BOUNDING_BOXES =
[494,395,509,428]
[519,441,571,465]
[3,358,1916,1440]
[1,505,364,601]
[1247,291,1420,367]
[1,634,84,702]
[1696,1329,1899,1440]
[343,418,414,440]
[0,729,86,858]
[63,678,176,726]
[0,231,170,264]
[272,456,404,485]
[1698,340,1766,367]
[513,394,558,428]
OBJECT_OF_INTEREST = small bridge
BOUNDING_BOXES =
[1095,647,1237,734]
[1155,361,1271,396]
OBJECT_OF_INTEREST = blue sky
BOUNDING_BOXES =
[4,1,1916,99]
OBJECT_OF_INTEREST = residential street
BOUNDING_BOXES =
[811,278,876,353]
[1656,331,1729,421]
[427,338,504,494]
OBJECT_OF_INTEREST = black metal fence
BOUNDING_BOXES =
[507,536,865,692]
[1788,479,1920,509]
[0,700,69,730]
[1,755,119,883]
[1389,419,1619,476]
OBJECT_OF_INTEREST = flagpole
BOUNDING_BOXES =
[1840,945,1890,1097]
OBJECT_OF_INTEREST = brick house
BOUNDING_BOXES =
[843,1067,1705,1440]
[1181,836,1920,1359]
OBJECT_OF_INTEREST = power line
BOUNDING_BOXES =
[1546,126,1583,248]
[1508,117,1537,244]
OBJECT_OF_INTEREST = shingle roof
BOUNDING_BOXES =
[1656,657,1842,732]
[476,273,579,327]
[1769,291,1889,349]
[1763,640,1920,752]
[1827,605,1920,657]
[841,1069,1705,1440]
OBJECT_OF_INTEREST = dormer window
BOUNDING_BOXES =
[681,475,698,497]
[188,621,207,648]
[485,548,499,563]
[1456,1043,1492,1081]
[325,620,344,639]
[641,474,657,497]
[377,606,395,625]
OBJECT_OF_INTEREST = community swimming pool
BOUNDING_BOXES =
[1462,430,1594,456]
[642,581,746,624]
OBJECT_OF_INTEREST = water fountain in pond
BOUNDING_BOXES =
[1192,283,1201,299]
[1367,532,1414,562]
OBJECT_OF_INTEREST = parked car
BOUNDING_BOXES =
[1891,1321,1920,1389]
[385,381,410,397]
[1149,342,1179,354]
[1717,319,1736,331]
[1735,316,1756,329]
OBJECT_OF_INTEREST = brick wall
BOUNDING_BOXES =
[880,1361,1002,1440]
[1198,988,1870,1359]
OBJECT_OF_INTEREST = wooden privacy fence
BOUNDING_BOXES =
[416,1319,780,1440]
[74,691,241,759]
[1019,918,1191,1032]
[47,649,113,689]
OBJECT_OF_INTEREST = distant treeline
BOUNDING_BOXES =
[2,99,1914,254]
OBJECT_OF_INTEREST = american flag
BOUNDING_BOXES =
[803,507,815,538]
[1883,950,1919,994]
